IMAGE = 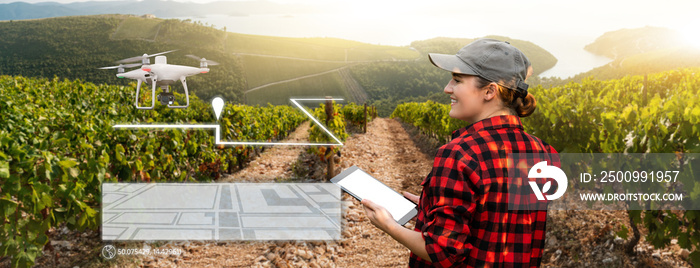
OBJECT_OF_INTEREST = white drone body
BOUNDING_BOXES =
[100,51,217,109]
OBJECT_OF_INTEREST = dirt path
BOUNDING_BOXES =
[120,118,434,267]
[219,121,311,182]
[332,118,433,267]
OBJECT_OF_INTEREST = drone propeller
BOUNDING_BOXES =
[186,54,219,66]
[116,50,178,64]
[98,63,141,70]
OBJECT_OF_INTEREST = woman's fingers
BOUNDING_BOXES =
[402,192,420,221]
[361,199,375,210]
[362,199,381,228]
[361,199,398,232]
[362,199,378,219]
[403,192,419,203]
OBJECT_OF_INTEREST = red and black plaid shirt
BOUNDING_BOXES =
[409,115,559,268]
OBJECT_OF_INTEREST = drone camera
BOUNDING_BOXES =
[157,92,175,105]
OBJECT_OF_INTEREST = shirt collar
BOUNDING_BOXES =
[452,115,524,140]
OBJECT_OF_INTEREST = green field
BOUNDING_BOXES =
[239,55,347,89]
[245,71,348,106]
[224,33,420,61]
[111,16,162,41]
[279,37,420,60]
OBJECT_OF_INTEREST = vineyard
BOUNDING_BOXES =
[391,67,700,265]
[3,67,700,266]
[0,74,385,267]
[0,75,309,267]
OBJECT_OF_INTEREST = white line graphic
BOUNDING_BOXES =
[113,98,344,147]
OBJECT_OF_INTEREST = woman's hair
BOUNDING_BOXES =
[474,76,537,117]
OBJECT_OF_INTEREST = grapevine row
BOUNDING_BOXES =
[390,101,468,144]
[307,102,378,156]
[340,102,378,128]
[0,75,306,267]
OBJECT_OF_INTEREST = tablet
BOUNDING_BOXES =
[331,165,418,226]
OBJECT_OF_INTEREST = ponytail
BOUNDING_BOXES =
[514,92,536,117]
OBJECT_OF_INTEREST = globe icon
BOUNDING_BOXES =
[102,245,116,260]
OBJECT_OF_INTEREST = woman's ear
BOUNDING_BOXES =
[483,82,498,101]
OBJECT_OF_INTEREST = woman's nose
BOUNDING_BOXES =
[444,80,453,94]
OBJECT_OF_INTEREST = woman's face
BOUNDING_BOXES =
[444,74,485,122]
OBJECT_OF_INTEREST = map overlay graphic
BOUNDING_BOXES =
[102,183,341,241]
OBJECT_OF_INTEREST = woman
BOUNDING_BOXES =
[362,38,559,267]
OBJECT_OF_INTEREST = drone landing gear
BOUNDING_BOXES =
[134,78,155,110]
[133,75,190,109]
[166,76,190,109]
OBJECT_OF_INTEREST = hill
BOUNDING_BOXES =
[0,15,560,109]
[411,36,557,77]
[0,14,420,105]
[583,26,685,60]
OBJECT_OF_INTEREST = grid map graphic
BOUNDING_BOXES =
[102,183,341,241]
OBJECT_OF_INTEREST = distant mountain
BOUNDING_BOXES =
[0,0,319,20]
[564,26,700,82]
[584,26,685,60]
[0,2,80,19]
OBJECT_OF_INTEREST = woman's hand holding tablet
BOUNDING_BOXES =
[331,165,418,226]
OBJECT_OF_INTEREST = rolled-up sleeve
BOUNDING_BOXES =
[420,148,480,267]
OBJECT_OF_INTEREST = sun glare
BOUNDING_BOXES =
[679,22,700,48]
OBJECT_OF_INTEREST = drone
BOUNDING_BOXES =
[99,50,218,109]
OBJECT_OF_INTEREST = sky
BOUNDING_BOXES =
[4,0,698,42]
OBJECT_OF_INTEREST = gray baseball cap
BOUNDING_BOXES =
[428,38,531,96]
